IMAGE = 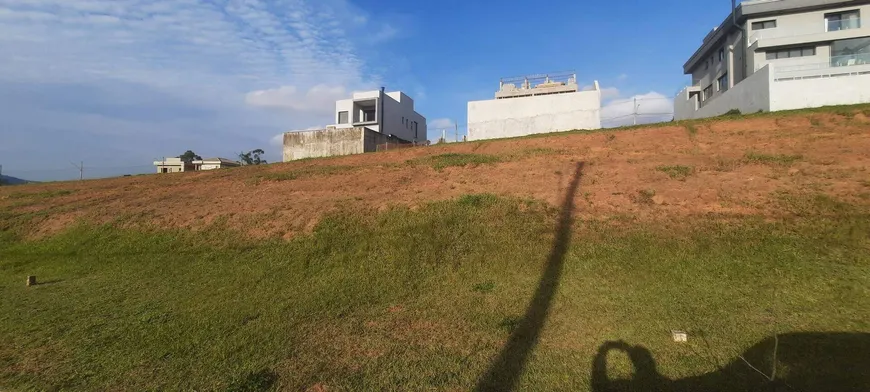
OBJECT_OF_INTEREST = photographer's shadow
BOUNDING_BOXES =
[591,332,870,392]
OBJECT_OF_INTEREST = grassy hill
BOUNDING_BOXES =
[2,107,870,391]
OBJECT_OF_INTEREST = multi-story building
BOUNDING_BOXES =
[467,72,601,141]
[675,0,870,120]
[283,89,427,161]
[333,89,427,145]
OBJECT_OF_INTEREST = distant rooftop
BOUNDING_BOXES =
[495,71,582,99]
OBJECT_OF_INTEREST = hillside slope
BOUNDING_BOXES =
[1,107,870,391]
[2,108,869,239]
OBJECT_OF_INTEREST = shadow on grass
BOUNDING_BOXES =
[591,333,870,392]
[474,162,585,392]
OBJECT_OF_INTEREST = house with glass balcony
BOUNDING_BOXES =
[675,0,870,120]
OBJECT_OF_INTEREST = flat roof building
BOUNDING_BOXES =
[467,72,601,141]
[283,89,426,161]
[675,0,870,120]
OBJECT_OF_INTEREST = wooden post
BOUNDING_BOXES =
[26,276,36,286]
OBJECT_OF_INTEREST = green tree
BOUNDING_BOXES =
[178,150,202,163]
[239,149,267,165]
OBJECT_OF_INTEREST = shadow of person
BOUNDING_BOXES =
[591,332,870,392]
[475,162,585,392]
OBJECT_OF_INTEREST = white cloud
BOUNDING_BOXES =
[0,0,401,178]
[369,24,398,43]
[617,73,629,81]
[270,133,285,147]
[601,92,674,128]
[270,125,325,147]
[429,118,456,129]
[245,85,348,115]
[600,87,621,100]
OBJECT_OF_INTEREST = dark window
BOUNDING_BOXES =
[826,10,860,31]
[363,109,376,122]
[718,73,728,92]
[752,20,777,30]
[703,85,713,101]
[765,46,816,60]
[338,111,349,124]
[719,48,725,62]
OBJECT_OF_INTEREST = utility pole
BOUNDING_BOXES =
[455,122,458,143]
[71,161,83,181]
[633,97,638,126]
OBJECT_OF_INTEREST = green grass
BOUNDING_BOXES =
[656,165,694,180]
[410,153,500,170]
[1,195,869,390]
[744,152,803,166]
[253,166,354,183]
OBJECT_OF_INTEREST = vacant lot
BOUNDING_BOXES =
[2,107,870,391]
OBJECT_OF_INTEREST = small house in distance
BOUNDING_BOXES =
[192,158,241,171]
[283,88,427,161]
[467,72,602,141]
[154,157,240,173]
[153,157,192,173]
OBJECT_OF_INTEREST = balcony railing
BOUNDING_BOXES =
[774,54,870,80]
[748,18,864,46]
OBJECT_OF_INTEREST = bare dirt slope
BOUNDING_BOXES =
[3,110,869,239]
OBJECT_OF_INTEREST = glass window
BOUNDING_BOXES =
[831,37,870,66]
[718,74,728,92]
[826,10,860,31]
[338,111,349,124]
[703,85,713,101]
[752,20,777,30]
[765,46,816,60]
[719,48,725,62]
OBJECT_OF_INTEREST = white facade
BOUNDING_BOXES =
[153,157,190,173]
[333,90,427,143]
[467,73,602,141]
[192,158,241,171]
[676,0,870,120]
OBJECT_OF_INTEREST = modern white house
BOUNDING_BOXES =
[191,158,241,171]
[467,72,602,141]
[154,157,240,173]
[153,157,192,174]
[283,88,427,161]
[675,0,870,120]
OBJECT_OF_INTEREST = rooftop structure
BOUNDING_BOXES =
[495,71,580,99]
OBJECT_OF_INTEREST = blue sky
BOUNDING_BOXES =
[0,0,735,181]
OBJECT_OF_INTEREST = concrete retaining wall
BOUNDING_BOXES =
[676,65,773,120]
[283,127,365,162]
[771,72,870,111]
[283,127,413,162]
[467,90,601,141]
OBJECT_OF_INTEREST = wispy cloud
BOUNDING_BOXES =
[0,0,397,178]
[601,92,674,128]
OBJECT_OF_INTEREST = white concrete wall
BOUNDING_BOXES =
[770,71,870,110]
[676,65,773,120]
[334,99,354,129]
[467,90,601,141]
[673,88,700,121]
